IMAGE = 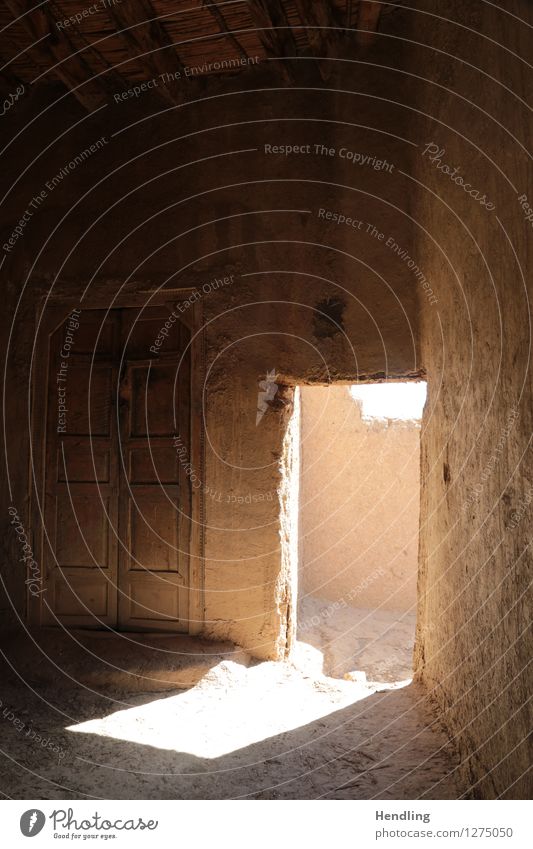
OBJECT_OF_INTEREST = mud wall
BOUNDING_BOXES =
[299,386,419,612]
[1,0,530,799]
[409,0,532,799]
[0,8,424,661]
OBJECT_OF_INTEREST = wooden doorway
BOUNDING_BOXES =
[33,301,199,632]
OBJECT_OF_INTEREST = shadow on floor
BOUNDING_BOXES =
[0,624,250,693]
[0,628,462,800]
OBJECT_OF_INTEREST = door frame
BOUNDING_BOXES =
[29,286,205,634]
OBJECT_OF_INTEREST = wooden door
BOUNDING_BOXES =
[117,307,191,631]
[42,309,120,627]
[41,305,192,631]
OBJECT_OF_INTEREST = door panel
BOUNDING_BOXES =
[54,494,111,568]
[124,573,185,624]
[117,308,191,631]
[42,310,120,627]
[66,362,112,436]
[129,446,179,485]
[129,363,181,437]
[41,305,192,632]
[58,442,111,484]
[54,574,109,618]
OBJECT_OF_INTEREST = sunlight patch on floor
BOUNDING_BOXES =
[66,659,404,759]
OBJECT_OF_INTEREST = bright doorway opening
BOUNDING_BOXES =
[296,381,427,684]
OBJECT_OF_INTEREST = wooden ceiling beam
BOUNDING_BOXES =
[202,1,249,62]
[5,0,108,110]
[294,0,341,80]
[0,52,24,93]
[294,0,339,55]
[105,0,185,103]
[247,0,298,82]
[356,1,383,48]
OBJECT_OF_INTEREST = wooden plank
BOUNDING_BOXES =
[356,0,383,47]
[39,309,120,627]
[0,51,24,93]
[294,0,338,54]
[105,0,185,103]
[4,0,108,110]
[201,0,249,62]
[294,0,340,79]
[117,307,192,632]
[247,0,298,81]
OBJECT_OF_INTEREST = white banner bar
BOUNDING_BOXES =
[2,800,531,848]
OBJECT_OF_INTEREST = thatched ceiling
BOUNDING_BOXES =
[0,1,404,109]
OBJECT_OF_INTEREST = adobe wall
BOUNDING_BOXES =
[298,386,419,612]
[408,0,532,799]
[2,2,530,799]
[0,11,421,661]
